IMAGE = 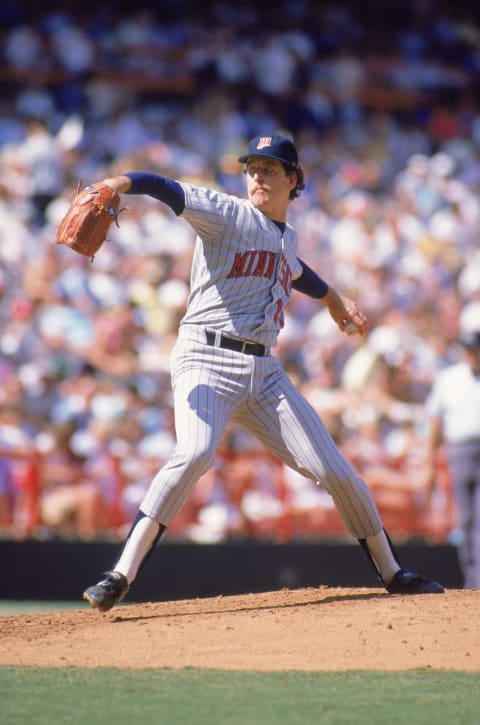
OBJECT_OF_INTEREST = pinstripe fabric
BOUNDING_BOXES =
[140,326,382,538]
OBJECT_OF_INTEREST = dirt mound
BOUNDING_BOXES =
[1,587,478,671]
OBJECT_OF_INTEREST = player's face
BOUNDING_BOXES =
[244,157,296,220]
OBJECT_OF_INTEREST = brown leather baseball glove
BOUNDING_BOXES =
[55,181,124,260]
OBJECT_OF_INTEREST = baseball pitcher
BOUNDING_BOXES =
[82,135,444,611]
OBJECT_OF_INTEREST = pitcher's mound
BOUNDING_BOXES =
[1,587,478,671]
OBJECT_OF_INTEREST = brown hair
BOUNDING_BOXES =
[283,163,305,201]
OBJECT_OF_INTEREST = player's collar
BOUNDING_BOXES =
[271,219,286,233]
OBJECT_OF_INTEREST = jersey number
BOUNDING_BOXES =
[273,298,284,327]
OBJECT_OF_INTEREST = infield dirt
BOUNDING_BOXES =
[1,587,478,671]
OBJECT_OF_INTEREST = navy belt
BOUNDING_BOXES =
[205,330,266,356]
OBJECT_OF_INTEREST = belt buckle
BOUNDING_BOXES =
[241,340,249,354]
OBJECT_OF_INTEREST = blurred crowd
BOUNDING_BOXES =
[0,0,478,543]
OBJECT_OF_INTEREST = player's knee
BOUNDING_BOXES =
[321,469,369,497]
[177,446,216,477]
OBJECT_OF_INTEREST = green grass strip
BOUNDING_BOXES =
[0,667,478,725]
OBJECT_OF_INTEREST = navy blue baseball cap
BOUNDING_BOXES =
[238,135,298,166]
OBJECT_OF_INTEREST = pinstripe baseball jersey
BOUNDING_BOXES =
[179,183,303,348]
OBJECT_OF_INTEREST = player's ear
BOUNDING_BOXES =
[287,171,297,189]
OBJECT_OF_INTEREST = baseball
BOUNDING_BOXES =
[344,321,361,336]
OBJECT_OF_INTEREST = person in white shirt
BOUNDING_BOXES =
[425,323,480,588]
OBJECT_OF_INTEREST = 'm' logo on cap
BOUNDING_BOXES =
[256,137,272,150]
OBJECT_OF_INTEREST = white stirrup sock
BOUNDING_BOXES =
[365,530,400,584]
[114,515,161,585]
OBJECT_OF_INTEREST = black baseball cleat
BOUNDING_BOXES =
[83,571,129,612]
[385,568,445,594]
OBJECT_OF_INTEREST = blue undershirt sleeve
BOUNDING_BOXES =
[292,259,329,299]
[125,172,185,215]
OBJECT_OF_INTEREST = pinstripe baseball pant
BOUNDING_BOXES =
[140,325,383,539]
